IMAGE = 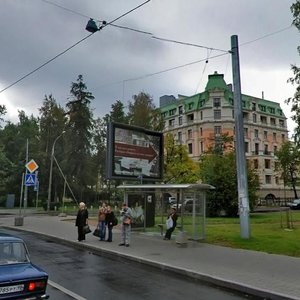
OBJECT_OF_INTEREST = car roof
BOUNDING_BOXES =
[0,232,24,243]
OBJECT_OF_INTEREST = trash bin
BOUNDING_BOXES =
[14,216,24,226]
[176,231,188,246]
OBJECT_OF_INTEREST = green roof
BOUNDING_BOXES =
[205,72,229,91]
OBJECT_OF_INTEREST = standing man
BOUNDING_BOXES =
[119,203,132,247]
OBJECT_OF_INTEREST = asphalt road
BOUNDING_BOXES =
[3,229,263,300]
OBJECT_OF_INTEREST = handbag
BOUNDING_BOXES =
[93,228,100,237]
[123,218,131,225]
[83,225,92,234]
[166,217,173,229]
[113,216,118,226]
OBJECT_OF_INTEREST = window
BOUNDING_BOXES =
[264,131,268,140]
[252,102,256,111]
[188,103,194,110]
[245,142,249,153]
[214,110,221,120]
[200,127,203,136]
[188,143,193,154]
[178,132,182,143]
[254,129,259,139]
[253,113,257,123]
[265,175,272,184]
[255,143,259,155]
[187,114,194,122]
[281,134,285,142]
[169,108,176,116]
[275,177,279,185]
[214,126,221,135]
[188,129,192,139]
[178,106,183,115]
[244,128,248,138]
[200,141,204,153]
[253,159,259,169]
[264,144,269,155]
[200,111,203,120]
[273,132,276,142]
[274,145,277,153]
[279,119,285,128]
[260,116,267,124]
[265,159,271,169]
[169,119,175,127]
[213,97,221,108]
[178,116,183,125]
[270,118,276,125]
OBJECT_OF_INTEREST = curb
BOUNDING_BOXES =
[2,225,299,300]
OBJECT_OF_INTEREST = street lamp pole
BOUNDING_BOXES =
[47,131,65,212]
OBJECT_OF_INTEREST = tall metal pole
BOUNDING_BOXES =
[23,139,29,211]
[231,35,250,239]
[47,132,65,212]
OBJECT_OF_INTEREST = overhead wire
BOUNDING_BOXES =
[0,0,151,95]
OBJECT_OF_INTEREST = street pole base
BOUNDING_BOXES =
[14,216,24,226]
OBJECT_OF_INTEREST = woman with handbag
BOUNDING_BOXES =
[75,202,89,242]
[119,203,132,247]
[164,207,178,240]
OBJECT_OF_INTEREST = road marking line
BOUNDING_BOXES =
[48,280,87,300]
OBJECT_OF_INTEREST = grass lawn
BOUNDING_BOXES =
[153,210,300,257]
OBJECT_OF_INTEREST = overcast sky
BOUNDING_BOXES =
[0,0,299,135]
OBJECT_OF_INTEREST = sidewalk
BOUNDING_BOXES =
[0,213,299,300]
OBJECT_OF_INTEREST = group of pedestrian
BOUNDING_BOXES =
[75,201,133,246]
[76,201,177,244]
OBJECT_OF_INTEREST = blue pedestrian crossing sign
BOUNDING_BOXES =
[25,173,36,186]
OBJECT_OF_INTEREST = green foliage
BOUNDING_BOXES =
[128,92,164,131]
[65,75,95,198]
[275,141,300,198]
[198,151,259,217]
[287,1,300,143]
[164,133,199,183]
[0,105,6,125]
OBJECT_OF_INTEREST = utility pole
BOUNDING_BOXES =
[23,139,29,211]
[231,35,250,239]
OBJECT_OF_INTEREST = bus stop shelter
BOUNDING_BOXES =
[117,183,215,241]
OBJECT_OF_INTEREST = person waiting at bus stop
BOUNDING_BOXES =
[164,207,178,240]
[119,203,132,247]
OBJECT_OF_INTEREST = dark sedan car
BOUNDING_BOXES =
[0,233,49,299]
[287,199,300,210]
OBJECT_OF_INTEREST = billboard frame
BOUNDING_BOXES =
[106,122,163,181]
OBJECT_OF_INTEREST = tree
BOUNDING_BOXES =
[198,151,259,217]
[275,141,300,199]
[127,92,164,131]
[65,75,95,201]
[0,105,6,126]
[0,111,40,204]
[287,2,300,144]
[164,133,199,183]
[38,95,67,202]
[104,100,128,124]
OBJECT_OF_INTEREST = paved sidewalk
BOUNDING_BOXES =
[0,213,299,300]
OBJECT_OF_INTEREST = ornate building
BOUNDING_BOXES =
[160,72,291,200]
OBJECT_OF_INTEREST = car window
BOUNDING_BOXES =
[0,242,29,264]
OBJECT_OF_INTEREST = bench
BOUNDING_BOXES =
[157,224,164,236]
[157,224,183,236]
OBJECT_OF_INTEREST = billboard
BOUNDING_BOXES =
[106,122,163,181]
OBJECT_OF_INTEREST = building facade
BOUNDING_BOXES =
[159,72,292,200]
